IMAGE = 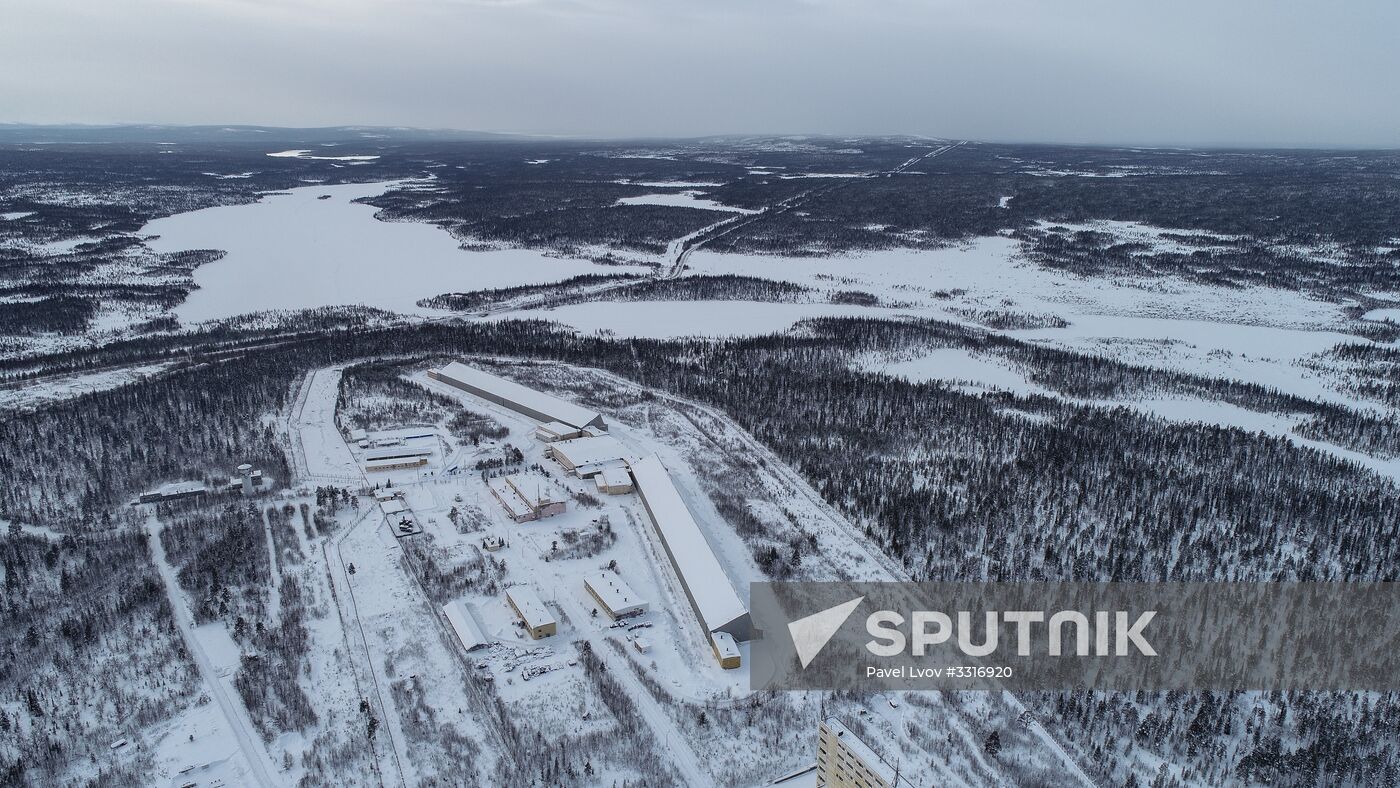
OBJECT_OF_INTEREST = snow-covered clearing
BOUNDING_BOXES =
[0,362,172,411]
[145,517,279,787]
[496,299,919,339]
[615,191,758,213]
[683,238,1386,413]
[875,347,1049,397]
[146,695,259,788]
[616,180,725,188]
[864,347,1400,482]
[142,181,648,323]
[287,365,364,483]
[266,150,380,161]
[684,237,1341,330]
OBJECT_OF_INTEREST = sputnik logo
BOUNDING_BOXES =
[788,596,864,668]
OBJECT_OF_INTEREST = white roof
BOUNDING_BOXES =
[349,428,368,441]
[443,600,491,651]
[599,466,632,487]
[822,718,909,786]
[629,455,749,635]
[157,480,206,496]
[506,585,556,628]
[434,362,602,429]
[372,488,401,501]
[711,631,740,659]
[379,499,407,515]
[488,476,534,519]
[504,474,560,507]
[537,421,577,436]
[551,435,628,468]
[584,572,648,614]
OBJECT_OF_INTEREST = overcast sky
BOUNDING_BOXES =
[3,0,1397,147]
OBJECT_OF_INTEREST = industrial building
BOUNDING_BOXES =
[629,455,753,652]
[223,463,265,496]
[506,585,557,639]
[137,480,207,504]
[365,456,428,472]
[593,466,634,495]
[363,444,434,462]
[547,435,629,476]
[488,474,566,523]
[428,361,605,430]
[816,718,915,788]
[535,421,584,443]
[583,571,649,620]
[443,600,492,652]
[711,632,741,670]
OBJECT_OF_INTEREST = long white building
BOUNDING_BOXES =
[363,444,434,462]
[428,361,605,430]
[629,455,752,642]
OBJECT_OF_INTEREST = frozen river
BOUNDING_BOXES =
[144,181,632,324]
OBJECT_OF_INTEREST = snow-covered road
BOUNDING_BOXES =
[145,518,281,788]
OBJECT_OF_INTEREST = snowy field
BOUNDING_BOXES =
[678,239,1393,416]
[683,237,1346,330]
[495,300,919,339]
[142,181,649,324]
[0,363,172,412]
[615,191,758,213]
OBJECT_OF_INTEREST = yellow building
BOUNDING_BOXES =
[817,718,914,788]
[584,571,648,620]
[364,456,428,472]
[711,632,741,670]
[506,585,557,639]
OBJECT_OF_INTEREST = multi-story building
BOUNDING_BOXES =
[817,717,914,788]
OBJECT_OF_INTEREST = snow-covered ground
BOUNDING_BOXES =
[684,237,1343,330]
[679,238,1392,417]
[494,299,918,339]
[0,363,172,411]
[875,347,1049,397]
[862,346,1400,482]
[141,181,650,324]
[266,149,380,162]
[615,191,758,213]
[616,180,725,188]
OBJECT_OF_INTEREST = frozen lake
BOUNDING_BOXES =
[144,181,638,324]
